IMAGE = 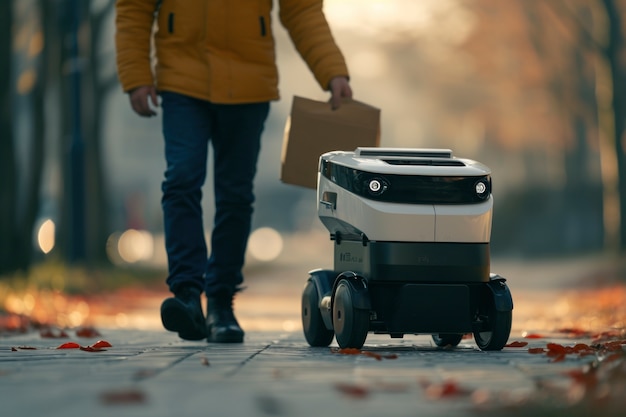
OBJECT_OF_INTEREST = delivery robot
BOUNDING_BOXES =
[301,147,513,351]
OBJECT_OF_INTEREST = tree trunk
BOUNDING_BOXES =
[83,0,117,265]
[602,0,626,250]
[0,0,17,275]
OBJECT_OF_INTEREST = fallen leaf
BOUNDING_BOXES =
[200,356,210,366]
[40,328,69,339]
[332,347,362,355]
[523,333,544,339]
[573,343,592,352]
[565,368,598,388]
[557,327,590,337]
[80,345,106,352]
[423,379,471,399]
[591,330,626,344]
[76,326,101,338]
[92,340,112,348]
[528,347,546,354]
[505,341,528,348]
[100,388,147,405]
[13,346,37,350]
[57,342,81,349]
[546,343,569,354]
[361,351,383,361]
[331,347,398,360]
[334,382,369,398]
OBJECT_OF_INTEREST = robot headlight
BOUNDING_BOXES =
[474,180,490,200]
[366,177,388,196]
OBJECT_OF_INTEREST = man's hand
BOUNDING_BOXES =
[128,85,159,117]
[328,76,353,110]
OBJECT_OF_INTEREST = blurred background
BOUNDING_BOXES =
[0,0,625,318]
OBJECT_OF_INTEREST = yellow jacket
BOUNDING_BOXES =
[115,0,349,103]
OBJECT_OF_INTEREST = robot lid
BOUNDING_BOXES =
[319,147,491,177]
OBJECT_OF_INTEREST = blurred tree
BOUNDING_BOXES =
[601,0,626,250]
[55,0,115,265]
[83,0,117,264]
[0,0,117,274]
[540,0,626,250]
[376,0,621,255]
[0,0,18,274]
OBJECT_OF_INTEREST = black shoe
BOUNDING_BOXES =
[206,290,244,343]
[161,287,206,341]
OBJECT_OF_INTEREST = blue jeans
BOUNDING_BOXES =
[160,92,270,297]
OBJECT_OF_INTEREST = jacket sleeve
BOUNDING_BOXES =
[115,0,159,92]
[279,0,349,91]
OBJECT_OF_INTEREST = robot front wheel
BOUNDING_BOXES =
[301,280,334,347]
[332,279,370,349]
[301,277,369,349]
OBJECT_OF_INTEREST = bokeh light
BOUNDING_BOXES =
[36,219,55,254]
[107,229,155,264]
[248,227,284,262]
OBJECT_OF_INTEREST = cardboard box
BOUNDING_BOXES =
[280,96,381,189]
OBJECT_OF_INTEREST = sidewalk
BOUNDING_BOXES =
[1,238,625,417]
[0,328,600,417]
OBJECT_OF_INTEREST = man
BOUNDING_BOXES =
[115,0,352,343]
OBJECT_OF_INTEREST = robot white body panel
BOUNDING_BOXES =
[318,174,493,243]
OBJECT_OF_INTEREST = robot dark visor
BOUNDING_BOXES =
[320,160,492,204]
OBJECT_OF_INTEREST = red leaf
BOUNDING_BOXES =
[528,348,546,354]
[335,383,369,398]
[57,342,81,349]
[100,389,147,405]
[331,347,397,360]
[361,351,383,361]
[423,379,470,399]
[565,368,598,387]
[92,340,112,348]
[550,353,566,363]
[572,343,592,352]
[333,347,362,355]
[40,328,69,339]
[75,326,101,338]
[505,341,528,348]
[523,333,544,339]
[603,341,625,352]
[557,327,590,337]
[80,345,106,352]
[546,343,568,354]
